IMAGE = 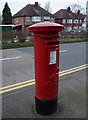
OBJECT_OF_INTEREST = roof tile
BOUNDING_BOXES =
[53,9,85,20]
[13,4,53,18]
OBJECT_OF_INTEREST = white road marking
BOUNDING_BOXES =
[0,56,21,61]
[60,50,68,53]
[0,49,67,61]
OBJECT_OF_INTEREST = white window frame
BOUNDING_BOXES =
[44,16,50,21]
[67,19,72,24]
[16,18,18,23]
[26,17,30,22]
[32,16,41,22]
[62,19,66,23]
[74,19,79,24]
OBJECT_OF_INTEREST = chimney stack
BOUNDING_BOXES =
[35,2,39,10]
[77,10,80,16]
[67,7,71,13]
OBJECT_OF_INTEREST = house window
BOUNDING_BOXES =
[67,27,72,32]
[32,16,41,22]
[16,18,18,23]
[62,19,66,23]
[79,27,82,32]
[73,26,78,32]
[44,16,50,21]
[51,18,53,22]
[26,17,30,22]
[67,19,72,24]
[80,20,82,23]
[74,19,79,24]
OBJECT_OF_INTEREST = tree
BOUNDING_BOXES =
[0,13,2,25]
[2,2,12,24]
[87,1,88,16]
[44,1,52,13]
[70,4,86,14]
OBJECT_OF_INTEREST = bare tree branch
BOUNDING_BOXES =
[44,1,52,13]
[70,4,86,14]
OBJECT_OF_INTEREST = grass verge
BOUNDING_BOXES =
[60,38,88,43]
[2,40,34,49]
[1,38,88,49]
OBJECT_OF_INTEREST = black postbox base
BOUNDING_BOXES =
[35,96,58,115]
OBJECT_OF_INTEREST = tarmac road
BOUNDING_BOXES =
[2,42,86,87]
[1,42,87,118]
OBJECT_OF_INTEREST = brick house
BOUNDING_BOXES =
[12,2,54,32]
[53,7,86,32]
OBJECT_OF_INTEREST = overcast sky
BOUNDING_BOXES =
[0,0,87,15]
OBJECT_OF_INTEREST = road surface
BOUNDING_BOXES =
[0,42,87,118]
[2,42,86,87]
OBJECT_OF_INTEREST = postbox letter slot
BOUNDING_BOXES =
[46,40,59,48]
[47,41,58,46]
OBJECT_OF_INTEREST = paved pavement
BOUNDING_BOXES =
[2,69,86,118]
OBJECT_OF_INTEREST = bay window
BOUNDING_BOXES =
[32,16,41,22]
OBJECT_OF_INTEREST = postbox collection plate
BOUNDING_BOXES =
[49,50,57,64]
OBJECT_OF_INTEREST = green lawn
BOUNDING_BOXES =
[1,38,88,49]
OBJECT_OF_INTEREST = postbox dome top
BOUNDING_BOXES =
[28,22,64,32]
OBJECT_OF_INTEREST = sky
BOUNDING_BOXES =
[0,0,87,15]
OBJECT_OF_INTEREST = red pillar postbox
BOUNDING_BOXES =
[28,22,64,115]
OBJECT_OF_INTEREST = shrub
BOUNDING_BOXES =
[60,31,87,39]
[2,30,13,43]
[16,31,27,43]
[2,30,27,43]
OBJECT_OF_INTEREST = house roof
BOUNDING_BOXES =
[13,4,53,18]
[53,9,86,20]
